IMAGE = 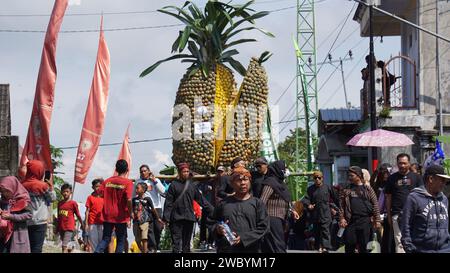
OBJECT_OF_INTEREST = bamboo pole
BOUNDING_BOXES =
[154,172,315,181]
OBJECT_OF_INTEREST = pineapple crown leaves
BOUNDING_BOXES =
[258,51,273,64]
[139,0,274,78]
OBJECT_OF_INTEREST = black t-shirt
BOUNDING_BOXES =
[132,196,155,224]
[384,171,423,215]
[349,184,372,218]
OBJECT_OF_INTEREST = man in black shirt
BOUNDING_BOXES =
[217,157,246,199]
[302,171,339,252]
[384,153,422,253]
[213,167,269,253]
[251,157,269,198]
[163,163,213,253]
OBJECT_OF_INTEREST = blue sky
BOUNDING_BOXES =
[1,0,399,203]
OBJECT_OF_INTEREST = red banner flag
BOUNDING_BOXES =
[114,125,132,178]
[20,0,68,171]
[74,17,110,184]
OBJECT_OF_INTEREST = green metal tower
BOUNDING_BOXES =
[291,0,318,200]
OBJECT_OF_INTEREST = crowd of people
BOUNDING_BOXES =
[0,152,449,253]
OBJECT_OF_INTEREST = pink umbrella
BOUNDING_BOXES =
[346,129,414,147]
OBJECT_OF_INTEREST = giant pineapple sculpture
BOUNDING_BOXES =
[140,0,273,173]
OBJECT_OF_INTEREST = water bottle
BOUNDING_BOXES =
[337,227,345,238]
[220,221,236,244]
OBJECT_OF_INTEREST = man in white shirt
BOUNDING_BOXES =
[135,164,166,252]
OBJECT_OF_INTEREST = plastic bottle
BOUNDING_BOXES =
[337,227,345,238]
[220,221,236,244]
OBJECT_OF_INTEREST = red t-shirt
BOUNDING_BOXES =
[57,200,81,232]
[85,194,104,225]
[100,176,133,223]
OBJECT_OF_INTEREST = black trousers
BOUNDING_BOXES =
[313,221,332,250]
[344,217,371,253]
[170,220,194,253]
[148,208,163,250]
[262,216,286,253]
[199,211,214,245]
[28,224,47,253]
[381,218,395,253]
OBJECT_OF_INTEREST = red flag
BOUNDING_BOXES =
[20,0,68,171]
[74,17,110,184]
[114,125,132,178]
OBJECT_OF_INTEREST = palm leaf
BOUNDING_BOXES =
[179,26,191,52]
[226,38,257,49]
[171,31,183,53]
[188,41,201,59]
[162,5,195,23]
[140,54,194,77]
[223,57,246,76]
[224,11,271,36]
[258,51,273,64]
[219,49,239,60]
[158,9,192,26]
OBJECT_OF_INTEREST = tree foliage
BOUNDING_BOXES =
[277,128,317,200]
[50,145,65,201]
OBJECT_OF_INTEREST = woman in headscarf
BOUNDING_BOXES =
[0,176,32,253]
[371,163,394,253]
[259,160,291,253]
[21,160,56,253]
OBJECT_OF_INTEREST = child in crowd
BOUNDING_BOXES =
[85,178,104,252]
[132,182,163,253]
[57,183,84,253]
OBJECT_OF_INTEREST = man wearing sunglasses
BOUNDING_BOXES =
[302,170,339,253]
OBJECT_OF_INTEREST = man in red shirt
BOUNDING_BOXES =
[85,178,104,252]
[57,183,84,253]
[94,160,133,253]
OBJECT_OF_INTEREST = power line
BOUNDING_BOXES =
[273,75,296,105]
[57,137,171,150]
[316,3,356,76]
[278,46,367,130]
[0,23,184,33]
[0,10,159,17]
[317,12,356,50]
[0,3,304,18]
[0,4,299,33]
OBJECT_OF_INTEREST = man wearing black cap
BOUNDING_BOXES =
[384,153,423,253]
[339,166,381,253]
[217,157,247,199]
[251,157,269,198]
[400,164,450,253]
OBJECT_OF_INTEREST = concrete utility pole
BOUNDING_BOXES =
[368,0,378,171]
[436,0,443,137]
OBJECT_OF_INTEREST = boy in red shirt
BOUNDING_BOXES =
[94,159,133,253]
[57,183,84,253]
[85,178,104,252]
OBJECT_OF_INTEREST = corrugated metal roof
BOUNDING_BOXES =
[320,108,361,122]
